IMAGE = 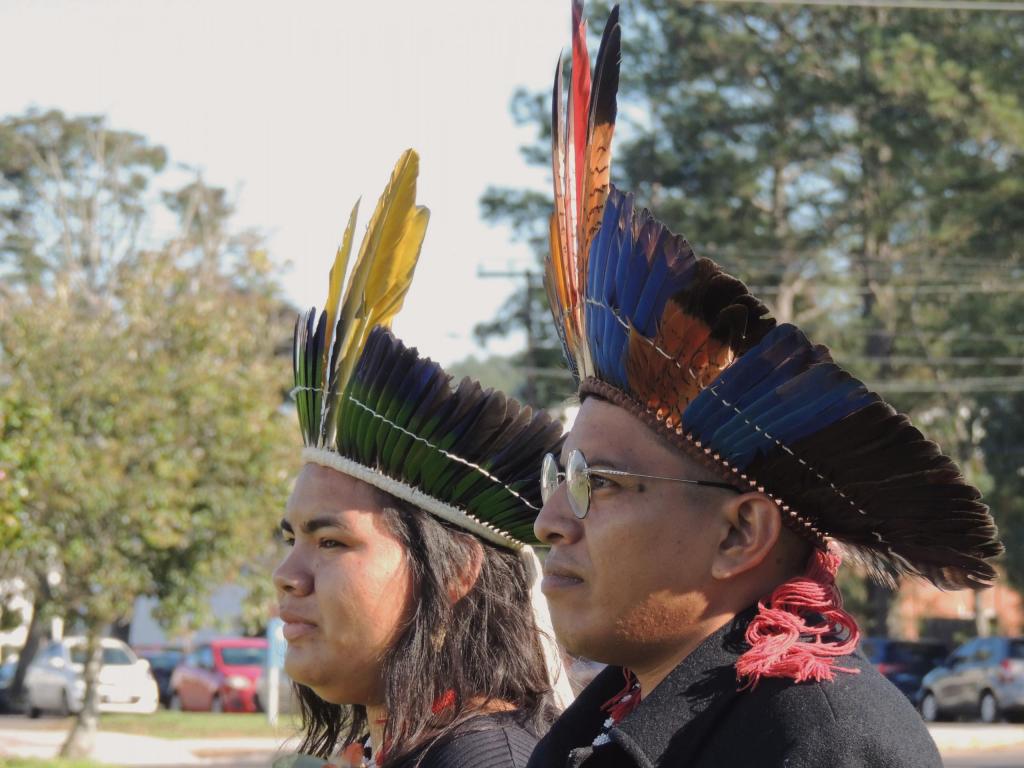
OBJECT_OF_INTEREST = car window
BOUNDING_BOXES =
[860,640,877,660]
[145,650,184,670]
[68,643,135,666]
[219,646,266,667]
[975,640,993,662]
[886,642,947,666]
[37,643,61,664]
[1010,641,1024,660]
[197,646,215,669]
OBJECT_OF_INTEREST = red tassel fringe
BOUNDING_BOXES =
[736,545,860,689]
[601,668,642,724]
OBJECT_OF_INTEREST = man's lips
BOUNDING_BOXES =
[542,559,584,591]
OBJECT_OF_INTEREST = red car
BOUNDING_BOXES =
[168,638,267,713]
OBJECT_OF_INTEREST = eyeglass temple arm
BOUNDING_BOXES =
[587,468,742,493]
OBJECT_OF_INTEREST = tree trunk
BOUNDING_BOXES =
[60,630,101,759]
[109,616,131,644]
[974,591,990,637]
[865,580,894,637]
[9,580,52,709]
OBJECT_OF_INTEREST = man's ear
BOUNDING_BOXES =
[449,539,484,604]
[710,493,782,581]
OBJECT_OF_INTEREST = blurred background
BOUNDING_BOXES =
[0,0,1022,766]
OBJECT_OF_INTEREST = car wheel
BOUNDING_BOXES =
[58,689,74,717]
[25,697,41,719]
[210,694,223,714]
[920,692,941,722]
[980,691,1001,724]
[168,691,182,711]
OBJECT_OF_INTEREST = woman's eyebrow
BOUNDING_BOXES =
[279,515,348,535]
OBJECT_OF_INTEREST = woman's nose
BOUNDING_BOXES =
[273,548,313,596]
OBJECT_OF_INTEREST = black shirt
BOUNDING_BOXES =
[394,712,539,768]
[527,613,942,768]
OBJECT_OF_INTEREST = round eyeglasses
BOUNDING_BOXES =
[540,449,743,519]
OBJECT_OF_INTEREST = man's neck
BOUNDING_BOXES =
[629,612,735,697]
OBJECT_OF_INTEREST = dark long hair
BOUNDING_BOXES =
[295,493,557,765]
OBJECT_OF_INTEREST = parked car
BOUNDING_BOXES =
[0,654,19,712]
[23,637,158,717]
[169,637,266,713]
[919,636,1024,723]
[861,638,948,700]
[254,666,299,715]
[134,645,184,708]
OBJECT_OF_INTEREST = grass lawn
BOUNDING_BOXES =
[99,709,301,739]
[0,759,108,768]
[9,709,301,740]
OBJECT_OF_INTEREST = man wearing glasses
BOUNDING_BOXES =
[528,4,1002,766]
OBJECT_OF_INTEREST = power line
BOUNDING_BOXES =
[521,366,1024,393]
[707,0,1024,11]
[848,355,1024,366]
[749,283,1024,295]
[869,376,1024,393]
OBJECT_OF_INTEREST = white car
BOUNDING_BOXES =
[24,637,159,716]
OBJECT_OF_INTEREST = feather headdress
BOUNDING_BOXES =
[294,150,563,549]
[547,4,1002,590]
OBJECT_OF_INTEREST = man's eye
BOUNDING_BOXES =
[282,537,295,547]
[319,539,344,549]
[589,473,618,491]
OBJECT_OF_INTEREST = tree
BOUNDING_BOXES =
[0,110,296,756]
[480,2,1024,630]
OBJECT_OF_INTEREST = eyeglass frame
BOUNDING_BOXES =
[540,448,743,520]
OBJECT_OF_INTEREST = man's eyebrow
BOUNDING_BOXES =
[279,518,293,533]
[557,450,626,471]
[588,456,626,471]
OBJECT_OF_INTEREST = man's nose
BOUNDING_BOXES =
[534,483,583,545]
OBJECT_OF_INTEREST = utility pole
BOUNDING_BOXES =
[476,267,542,404]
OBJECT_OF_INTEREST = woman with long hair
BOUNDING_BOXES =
[274,150,569,768]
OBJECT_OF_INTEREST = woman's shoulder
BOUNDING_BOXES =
[412,713,539,768]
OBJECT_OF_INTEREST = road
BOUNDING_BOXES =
[4,714,1024,766]
[944,747,1024,768]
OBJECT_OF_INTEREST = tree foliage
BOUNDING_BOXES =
[0,110,296,755]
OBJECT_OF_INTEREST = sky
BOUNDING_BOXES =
[1,0,568,365]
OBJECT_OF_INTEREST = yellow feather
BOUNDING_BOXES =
[333,149,429,395]
[320,198,361,391]
[324,199,360,343]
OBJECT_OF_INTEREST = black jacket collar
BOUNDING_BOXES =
[540,611,754,768]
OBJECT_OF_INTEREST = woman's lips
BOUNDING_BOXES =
[279,610,318,642]
[282,621,318,642]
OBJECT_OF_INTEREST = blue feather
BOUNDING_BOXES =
[684,324,809,434]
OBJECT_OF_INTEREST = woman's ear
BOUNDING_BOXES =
[449,538,484,604]
[710,493,782,581]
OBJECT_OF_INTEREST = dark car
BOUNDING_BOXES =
[0,654,19,712]
[861,638,948,700]
[920,636,1024,723]
[135,646,184,707]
